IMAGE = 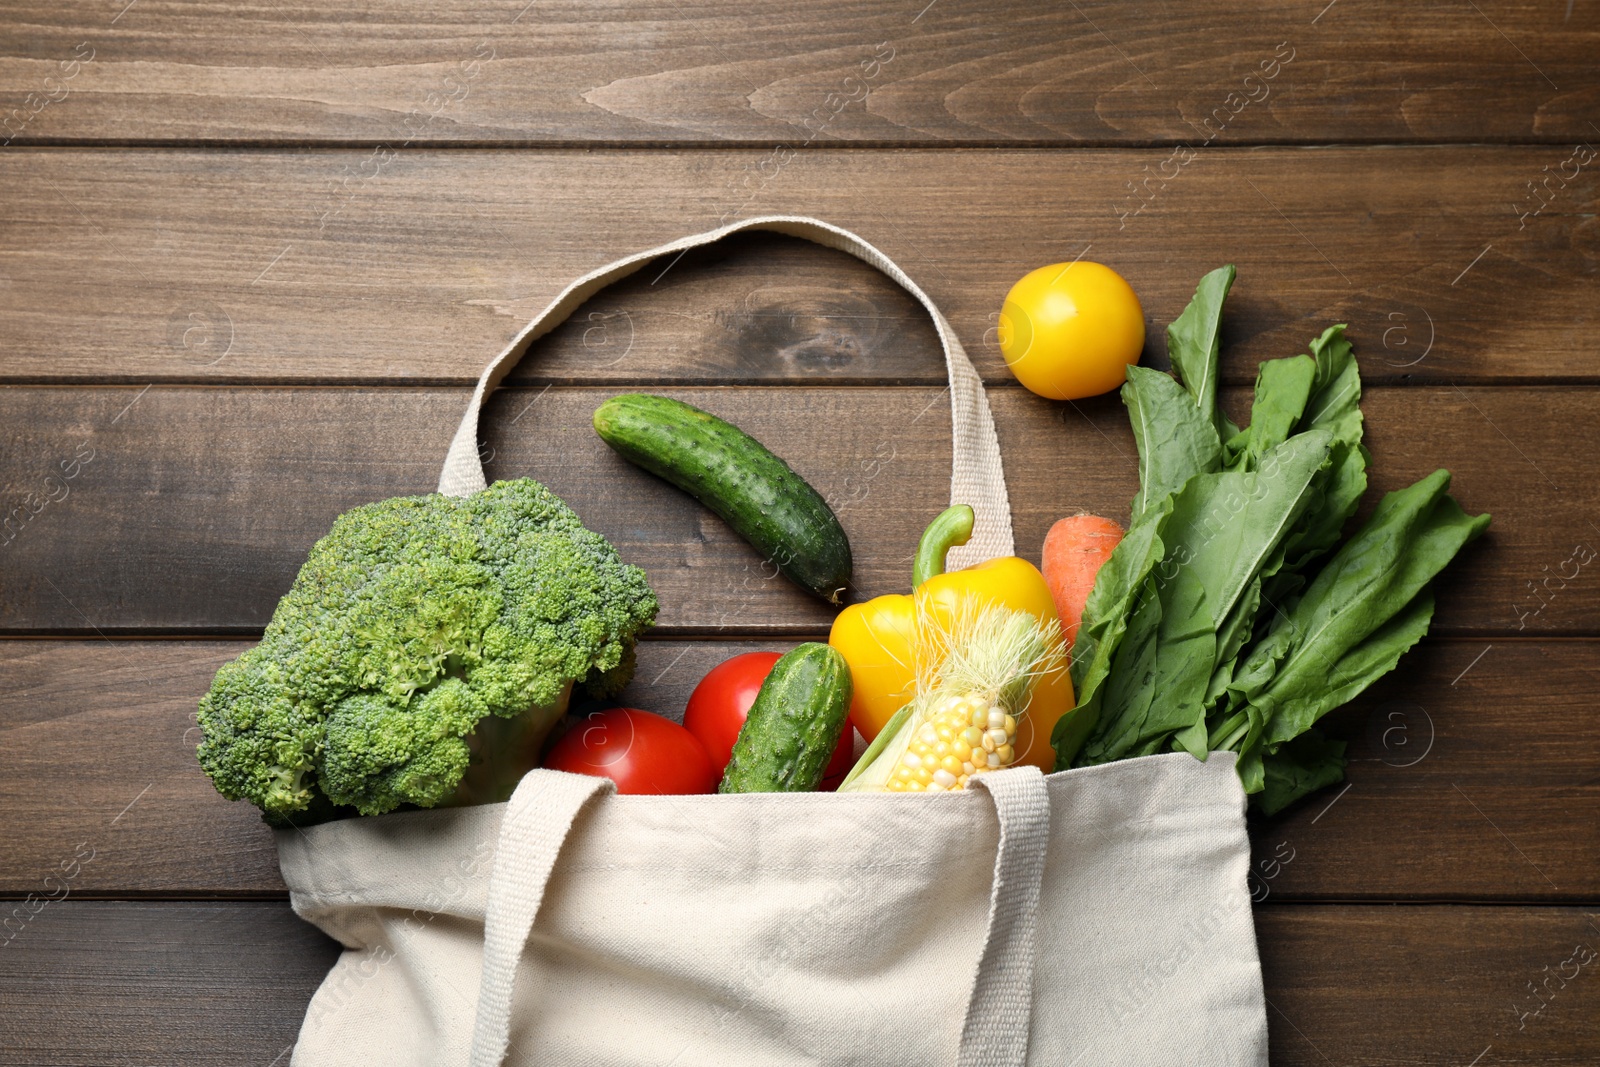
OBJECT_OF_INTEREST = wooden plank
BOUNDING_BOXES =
[1,2,1595,146]
[0,384,1590,635]
[1,637,1595,899]
[1254,638,1600,902]
[1,147,1595,385]
[1255,905,1600,1066]
[3,902,1597,1066]
[0,903,336,1067]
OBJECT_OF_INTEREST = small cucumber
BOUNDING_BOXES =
[719,643,853,794]
[593,394,853,604]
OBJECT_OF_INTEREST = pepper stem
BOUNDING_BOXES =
[913,505,975,587]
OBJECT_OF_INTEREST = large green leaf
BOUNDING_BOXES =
[1256,472,1489,746]
[1235,354,1316,470]
[1124,366,1223,526]
[1067,514,1166,692]
[1165,264,1237,442]
[1258,730,1347,815]
[1077,578,1164,764]
[1277,440,1368,575]
[1081,567,1217,763]
[1300,325,1362,444]
[1157,428,1334,632]
[1058,514,1168,768]
[1204,574,1262,706]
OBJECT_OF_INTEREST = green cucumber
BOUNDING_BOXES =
[593,394,853,604]
[719,643,853,794]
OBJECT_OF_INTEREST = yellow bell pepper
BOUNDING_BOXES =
[829,505,1081,769]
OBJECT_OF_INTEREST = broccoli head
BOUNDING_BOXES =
[196,478,657,820]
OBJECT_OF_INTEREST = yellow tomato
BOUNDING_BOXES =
[999,261,1145,400]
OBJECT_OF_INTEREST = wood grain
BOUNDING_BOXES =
[0,148,1595,385]
[1,0,1594,1057]
[1256,905,1600,1066]
[1,2,1596,146]
[3,902,1597,1065]
[1,637,1594,900]
[0,384,1590,635]
[0,903,336,1067]
[1254,638,1600,902]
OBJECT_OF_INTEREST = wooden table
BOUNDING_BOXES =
[2,3,1597,1064]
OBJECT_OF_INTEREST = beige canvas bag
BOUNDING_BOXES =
[275,217,1270,1067]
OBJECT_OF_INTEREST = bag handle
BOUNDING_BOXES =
[467,765,1048,1067]
[959,764,1050,1067]
[468,770,615,1067]
[436,214,1015,567]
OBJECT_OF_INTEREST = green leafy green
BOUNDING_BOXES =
[1258,730,1347,815]
[1236,355,1315,468]
[1250,472,1489,748]
[1124,365,1222,526]
[1062,267,1489,816]
[1165,265,1237,443]
[1301,325,1362,442]
[1059,514,1168,755]
[1161,429,1334,631]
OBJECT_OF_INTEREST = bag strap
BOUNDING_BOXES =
[468,769,615,1067]
[436,214,1015,567]
[959,765,1050,1067]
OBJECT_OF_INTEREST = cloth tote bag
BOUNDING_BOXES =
[275,216,1270,1067]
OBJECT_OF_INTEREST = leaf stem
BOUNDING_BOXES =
[1208,708,1250,752]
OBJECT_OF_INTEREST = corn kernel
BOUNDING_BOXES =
[888,690,1022,792]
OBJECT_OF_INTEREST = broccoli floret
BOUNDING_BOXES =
[197,479,657,820]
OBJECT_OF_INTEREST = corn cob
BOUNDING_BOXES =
[841,598,1063,793]
[886,694,1018,792]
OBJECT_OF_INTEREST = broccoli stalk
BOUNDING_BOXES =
[197,479,657,820]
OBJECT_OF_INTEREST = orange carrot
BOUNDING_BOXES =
[1041,514,1125,647]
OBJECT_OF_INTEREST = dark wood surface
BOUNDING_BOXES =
[2,903,1596,1066]
[1,2,1595,145]
[2,1,1597,1063]
[1,638,1595,901]
[1,148,1595,385]
[1,384,1593,635]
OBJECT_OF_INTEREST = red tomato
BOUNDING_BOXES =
[683,651,855,789]
[543,707,717,795]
